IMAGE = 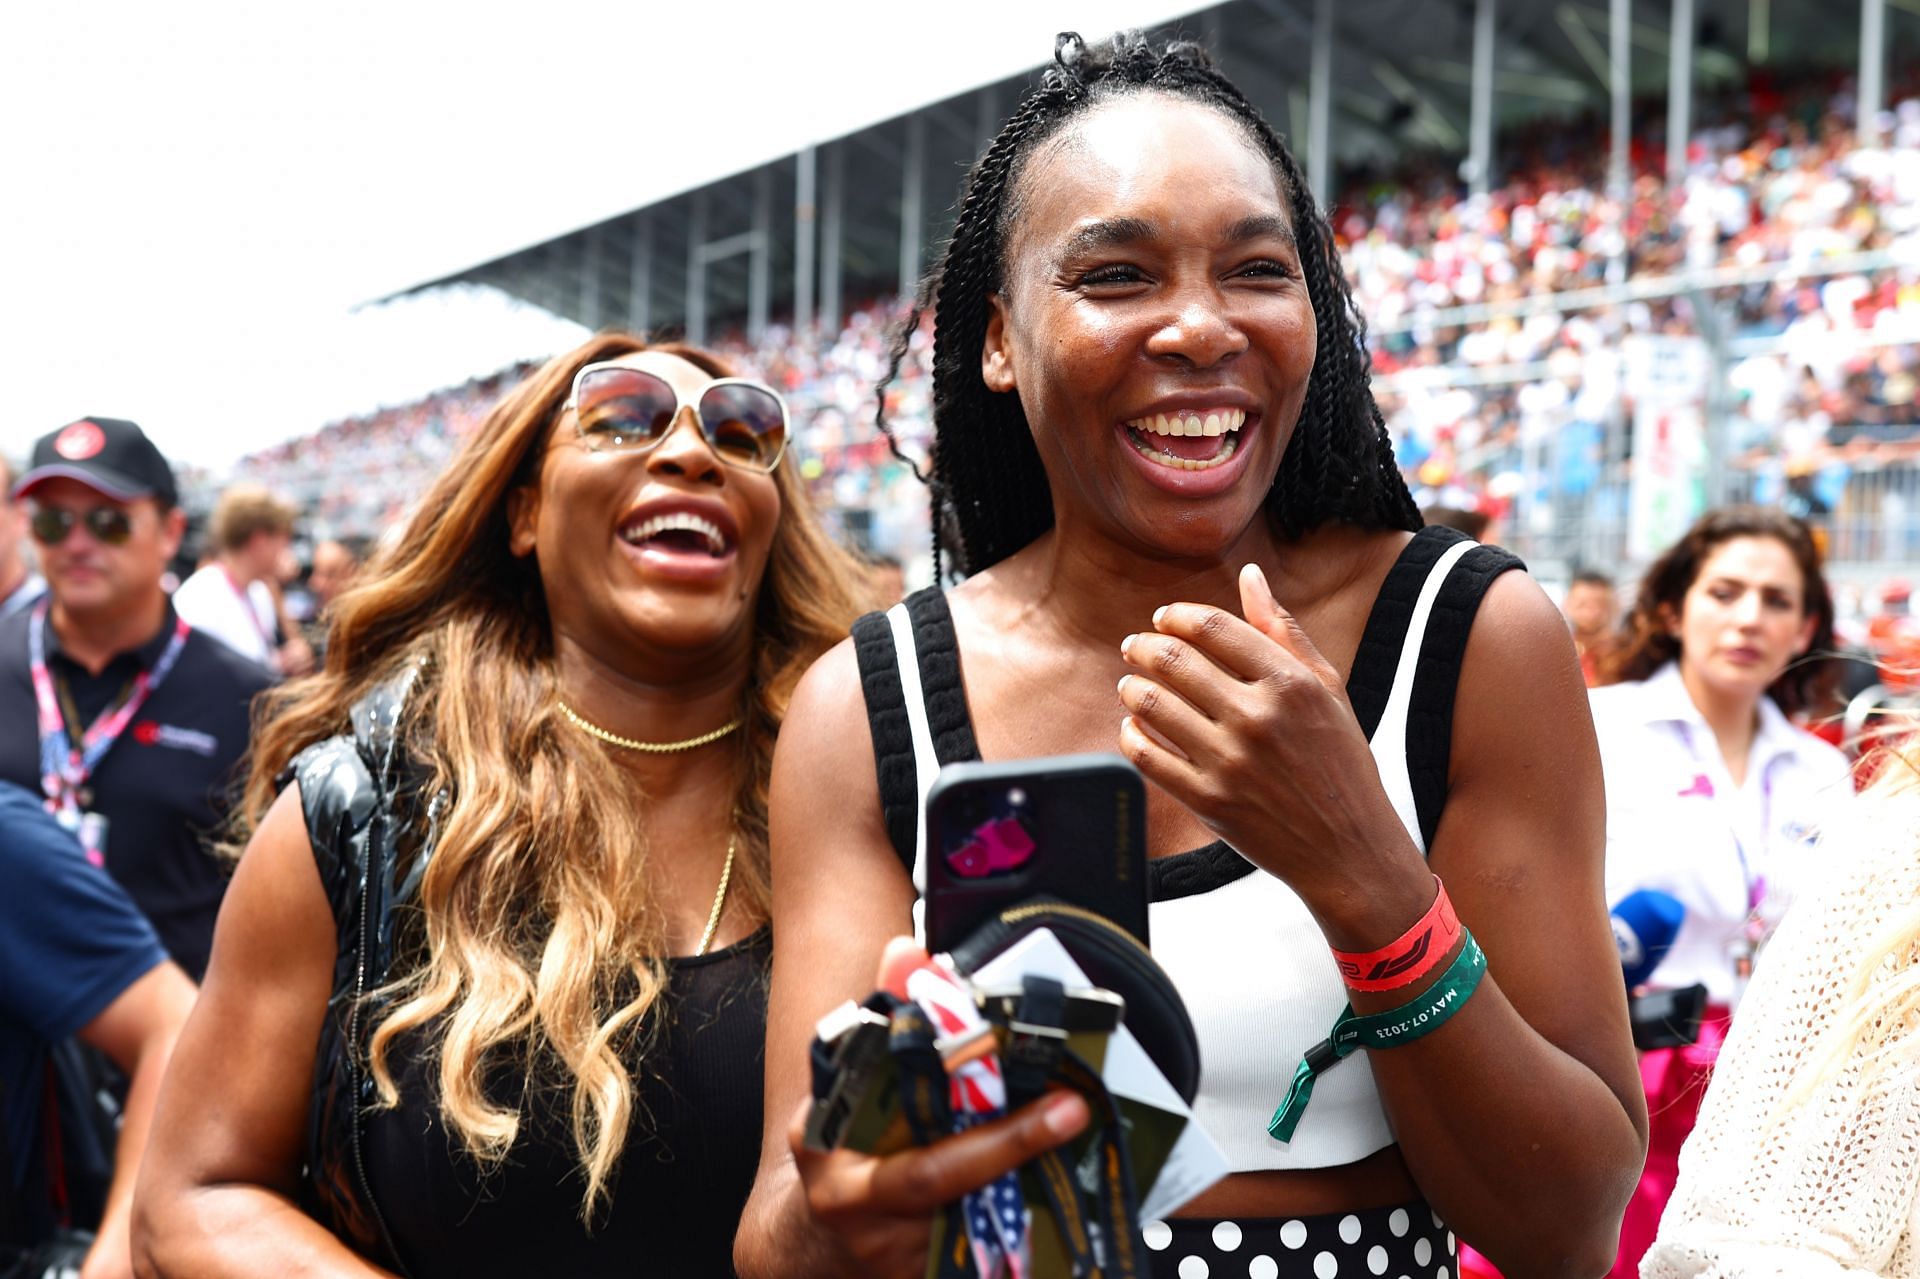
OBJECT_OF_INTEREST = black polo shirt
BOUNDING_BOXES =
[0,603,274,981]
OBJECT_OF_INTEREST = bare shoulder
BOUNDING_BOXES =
[1440,565,1603,886]
[781,634,873,759]
[772,634,890,862]
[1453,569,1593,763]
[1466,566,1583,664]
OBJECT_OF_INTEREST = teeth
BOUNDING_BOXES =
[1126,430,1242,471]
[1124,408,1246,438]
[619,511,727,554]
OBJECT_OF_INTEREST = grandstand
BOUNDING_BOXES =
[219,0,1920,591]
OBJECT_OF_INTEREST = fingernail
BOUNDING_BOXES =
[1117,675,1130,695]
[1043,1091,1089,1138]
[1152,605,1168,627]
[1120,634,1136,657]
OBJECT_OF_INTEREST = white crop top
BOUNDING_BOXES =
[849,526,1520,1172]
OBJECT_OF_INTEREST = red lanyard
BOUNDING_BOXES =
[30,601,192,825]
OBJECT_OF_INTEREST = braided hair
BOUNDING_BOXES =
[874,31,1420,579]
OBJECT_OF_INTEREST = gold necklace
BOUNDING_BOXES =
[695,832,737,957]
[555,700,742,753]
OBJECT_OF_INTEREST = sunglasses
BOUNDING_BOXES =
[29,505,134,547]
[560,363,789,473]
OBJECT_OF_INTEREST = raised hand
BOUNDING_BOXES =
[1115,562,1424,905]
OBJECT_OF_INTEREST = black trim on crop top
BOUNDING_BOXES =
[851,527,1522,901]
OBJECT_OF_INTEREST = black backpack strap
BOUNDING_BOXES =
[1405,542,1525,850]
[1347,526,1468,740]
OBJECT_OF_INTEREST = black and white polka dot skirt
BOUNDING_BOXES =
[1143,1200,1458,1279]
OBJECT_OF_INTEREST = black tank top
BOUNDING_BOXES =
[358,927,770,1278]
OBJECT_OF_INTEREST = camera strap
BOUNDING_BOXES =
[898,972,1144,1279]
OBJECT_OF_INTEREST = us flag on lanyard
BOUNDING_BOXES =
[907,962,1030,1278]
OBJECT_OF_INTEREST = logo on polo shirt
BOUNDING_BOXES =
[133,721,219,757]
[55,420,107,460]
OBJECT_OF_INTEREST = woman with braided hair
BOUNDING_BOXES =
[739,32,1645,1279]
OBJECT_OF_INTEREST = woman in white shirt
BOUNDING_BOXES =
[1645,742,1920,1278]
[1590,506,1853,1279]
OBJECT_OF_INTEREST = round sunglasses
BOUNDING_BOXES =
[561,363,789,473]
[28,504,135,547]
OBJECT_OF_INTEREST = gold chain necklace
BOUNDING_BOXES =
[555,700,742,753]
[695,831,737,957]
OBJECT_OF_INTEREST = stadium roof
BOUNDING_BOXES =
[388,0,1911,338]
[373,0,1213,300]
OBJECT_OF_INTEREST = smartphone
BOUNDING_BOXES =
[1629,982,1710,1051]
[922,754,1149,955]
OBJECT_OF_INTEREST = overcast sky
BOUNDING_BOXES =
[0,0,1202,469]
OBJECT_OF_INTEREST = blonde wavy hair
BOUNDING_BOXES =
[1790,738,1920,1103]
[235,333,870,1218]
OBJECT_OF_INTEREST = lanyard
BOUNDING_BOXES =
[1669,721,1778,916]
[30,601,192,824]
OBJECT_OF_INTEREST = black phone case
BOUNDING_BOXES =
[923,754,1149,955]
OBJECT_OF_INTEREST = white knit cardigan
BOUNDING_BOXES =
[1644,788,1920,1279]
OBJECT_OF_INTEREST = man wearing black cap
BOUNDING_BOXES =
[0,418,273,981]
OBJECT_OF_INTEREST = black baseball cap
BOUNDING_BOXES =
[13,417,179,508]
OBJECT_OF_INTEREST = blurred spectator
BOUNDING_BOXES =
[1563,569,1620,687]
[1423,504,1493,540]
[1590,508,1851,1278]
[300,536,365,660]
[172,484,310,677]
[0,455,47,617]
[306,537,362,611]
[865,553,905,606]
[0,419,274,980]
[0,782,194,1279]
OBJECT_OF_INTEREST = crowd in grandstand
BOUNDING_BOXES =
[201,63,1920,581]
[1353,68,1920,546]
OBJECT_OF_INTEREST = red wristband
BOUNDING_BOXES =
[1331,875,1461,992]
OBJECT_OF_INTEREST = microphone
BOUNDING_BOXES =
[1611,890,1685,989]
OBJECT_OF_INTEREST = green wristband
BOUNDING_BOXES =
[1267,929,1487,1143]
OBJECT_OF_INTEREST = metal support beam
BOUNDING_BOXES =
[687,190,708,345]
[580,226,602,330]
[795,146,816,338]
[974,84,1002,155]
[628,216,652,334]
[899,114,926,298]
[1609,0,1630,285]
[1469,0,1496,196]
[822,142,844,334]
[1309,0,1333,202]
[749,167,771,342]
[1667,0,1693,180]
[1749,0,1769,63]
[1862,0,1887,141]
